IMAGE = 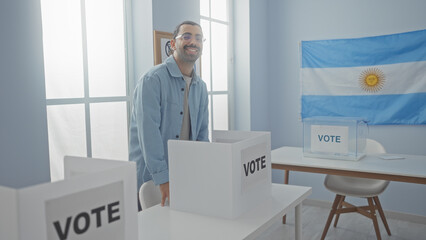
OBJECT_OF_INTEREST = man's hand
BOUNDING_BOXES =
[159,182,170,206]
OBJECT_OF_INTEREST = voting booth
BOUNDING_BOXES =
[0,156,138,240]
[303,117,367,161]
[168,130,272,219]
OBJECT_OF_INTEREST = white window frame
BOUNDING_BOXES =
[43,0,134,180]
[201,0,234,132]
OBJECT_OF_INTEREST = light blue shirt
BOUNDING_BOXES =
[129,56,209,190]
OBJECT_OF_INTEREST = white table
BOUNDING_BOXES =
[272,146,426,184]
[138,184,312,240]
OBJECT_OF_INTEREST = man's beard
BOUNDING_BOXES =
[177,44,202,63]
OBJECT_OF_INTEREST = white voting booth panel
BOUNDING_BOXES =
[168,130,272,219]
[0,156,138,240]
[0,186,19,240]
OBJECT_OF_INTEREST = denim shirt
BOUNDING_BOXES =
[129,56,209,190]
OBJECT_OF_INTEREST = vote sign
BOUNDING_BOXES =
[241,142,269,193]
[310,125,349,154]
[45,181,125,240]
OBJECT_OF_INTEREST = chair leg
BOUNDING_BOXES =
[333,195,345,227]
[373,196,391,236]
[282,214,287,224]
[321,194,343,240]
[367,197,382,240]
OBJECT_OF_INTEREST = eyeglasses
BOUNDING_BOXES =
[175,33,206,43]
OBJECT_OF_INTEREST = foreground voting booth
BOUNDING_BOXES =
[168,130,272,219]
[0,156,138,240]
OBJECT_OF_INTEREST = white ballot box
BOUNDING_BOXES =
[168,130,272,219]
[0,156,138,240]
[303,117,367,161]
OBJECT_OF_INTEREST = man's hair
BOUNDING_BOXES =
[173,20,202,39]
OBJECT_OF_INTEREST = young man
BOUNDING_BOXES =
[129,21,209,207]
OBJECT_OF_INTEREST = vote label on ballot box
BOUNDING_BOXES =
[168,130,272,219]
[303,117,368,161]
[0,156,138,240]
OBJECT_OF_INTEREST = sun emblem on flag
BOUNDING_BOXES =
[359,68,385,92]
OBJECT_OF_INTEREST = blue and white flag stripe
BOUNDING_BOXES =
[302,93,426,125]
[302,61,426,96]
[301,29,426,125]
[302,29,426,68]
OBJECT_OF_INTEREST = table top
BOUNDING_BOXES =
[272,146,426,184]
[138,183,312,240]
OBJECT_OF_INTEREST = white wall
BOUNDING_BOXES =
[152,0,200,33]
[0,0,50,187]
[249,0,270,131]
[264,0,426,216]
[233,0,271,132]
[233,0,251,131]
[130,0,154,90]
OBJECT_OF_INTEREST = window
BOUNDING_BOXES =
[200,0,232,134]
[41,0,131,181]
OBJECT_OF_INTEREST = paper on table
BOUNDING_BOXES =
[379,155,405,160]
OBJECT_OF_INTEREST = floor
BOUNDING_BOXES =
[256,204,426,240]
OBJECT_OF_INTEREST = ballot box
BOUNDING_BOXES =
[0,156,138,240]
[303,117,368,161]
[168,130,272,219]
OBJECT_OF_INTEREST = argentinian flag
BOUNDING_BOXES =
[301,29,426,125]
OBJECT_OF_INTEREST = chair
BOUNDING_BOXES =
[138,180,162,210]
[320,139,391,240]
